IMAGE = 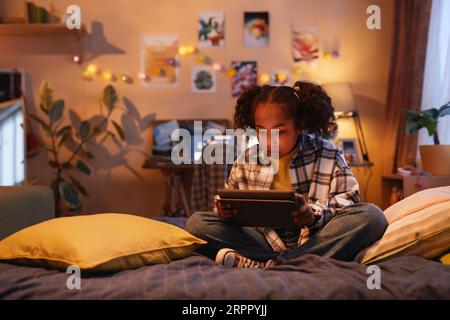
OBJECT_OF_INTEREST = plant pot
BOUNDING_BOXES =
[419,145,450,175]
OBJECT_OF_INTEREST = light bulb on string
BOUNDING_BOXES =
[259,73,270,85]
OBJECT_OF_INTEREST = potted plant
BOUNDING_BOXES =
[27,81,126,216]
[405,101,450,175]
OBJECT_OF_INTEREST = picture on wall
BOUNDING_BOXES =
[198,11,225,47]
[337,138,360,165]
[191,67,216,93]
[292,27,320,62]
[244,12,269,48]
[231,61,258,97]
[272,70,290,86]
[141,35,179,87]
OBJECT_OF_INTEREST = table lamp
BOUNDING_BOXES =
[322,82,370,163]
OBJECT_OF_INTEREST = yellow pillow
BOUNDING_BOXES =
[357,187,450,264]
[0,213,206,272]
[440,253,450,265]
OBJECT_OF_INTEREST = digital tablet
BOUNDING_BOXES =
[217,189,299,229]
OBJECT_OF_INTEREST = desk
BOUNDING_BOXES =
[143,159,194,217]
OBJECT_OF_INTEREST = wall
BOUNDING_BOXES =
[0,0,394,216]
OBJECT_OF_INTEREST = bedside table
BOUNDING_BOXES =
[381,174,450,209]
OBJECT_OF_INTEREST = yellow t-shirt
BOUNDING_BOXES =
[271,147,299,190]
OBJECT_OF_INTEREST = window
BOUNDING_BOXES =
[420,0,450,145]
[0,101,25,186]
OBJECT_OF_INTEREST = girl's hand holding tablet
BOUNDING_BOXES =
[291,193,316,227]
[214,195,238,218]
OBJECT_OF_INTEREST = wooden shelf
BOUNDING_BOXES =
[349,162,374,168]
[0,23,85,37]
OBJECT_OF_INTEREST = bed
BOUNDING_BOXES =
[0,187,449,300]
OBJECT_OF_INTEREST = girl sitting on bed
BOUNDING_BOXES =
[186,81,388,269]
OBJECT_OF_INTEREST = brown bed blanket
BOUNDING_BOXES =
[0,253,449,299]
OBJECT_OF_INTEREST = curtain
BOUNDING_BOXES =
[419,0,450,146]
[383,0,432,174]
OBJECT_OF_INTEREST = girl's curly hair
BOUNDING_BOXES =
[233,81,338,139]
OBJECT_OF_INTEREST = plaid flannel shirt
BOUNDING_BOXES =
[224,133,360,252]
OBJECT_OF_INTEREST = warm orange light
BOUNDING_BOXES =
[259,73,270,84]
[178,46,187,56]
[86,64,98,75]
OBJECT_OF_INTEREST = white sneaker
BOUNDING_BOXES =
[215,248,275,269]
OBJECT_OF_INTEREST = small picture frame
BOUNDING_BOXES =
[337,138,360,164]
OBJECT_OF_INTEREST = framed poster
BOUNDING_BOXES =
[191,67,216,93]
[141,35,179,87]
[230,61,258,97]
[292,26,319,63]
[198,11,225,48]
[244,12,269,48]
[337,138,360,164]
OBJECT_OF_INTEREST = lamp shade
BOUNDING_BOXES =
[322,82,355,113]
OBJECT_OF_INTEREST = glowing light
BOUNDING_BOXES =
[212,63,223,71]
[86,64,99,75]
[178,46,187,56]
[259,73,270,84]
[82,70,93,81]
[277,72,287,83]
[73,55,81,63]
[120,74,133,84]
[137,72,147,80]
[323,53,333,60]
[185,45,196,54]
[226,68,237,78]
[101,71,114,81]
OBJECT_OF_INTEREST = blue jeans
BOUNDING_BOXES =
[185,203,388,262]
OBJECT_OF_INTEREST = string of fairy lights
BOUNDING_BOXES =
[74,44,340,85]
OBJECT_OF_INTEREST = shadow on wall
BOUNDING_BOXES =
[63,97,156,182]
[84,21,126,62]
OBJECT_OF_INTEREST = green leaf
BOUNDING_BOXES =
[439,104,450,117]
[103,85,118,112]
[58,180,80,209]
[39,81,53,114]
[27,114,52,136]
[76,159,92,175]
[68,174,89,197]
[112,120,125,140]
[57,126,72,146]
[405,120,422,134]
[57,125,72,137]
[58,133,71,147]
[77,121,91,140]
[423,117,438,137]
[49,99,64,123]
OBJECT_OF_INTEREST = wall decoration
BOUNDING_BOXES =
[231,61,258,97]
[141,35,179,86]
[337,138,360,165]
[272,70,290,86]
[198,11,225,48]
[292,27,319,62]
[244,12,269,48]
[191,67,216,93]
